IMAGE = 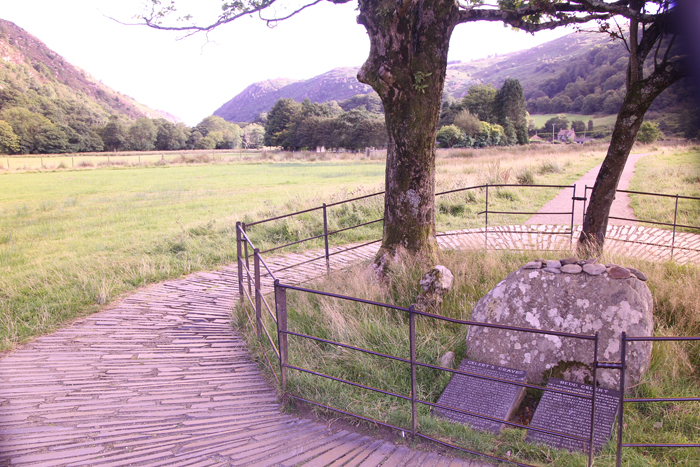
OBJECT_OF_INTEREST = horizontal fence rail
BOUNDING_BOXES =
[236,184,700,466]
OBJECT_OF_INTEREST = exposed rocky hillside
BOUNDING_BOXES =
[0,19,176,123]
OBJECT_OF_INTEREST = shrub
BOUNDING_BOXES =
[637,121,662,144]
[516,168,535,185]
[538,159,562,174]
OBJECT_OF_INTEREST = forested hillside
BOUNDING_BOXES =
[0,19,185,154]
[216,30,698,137]
[0,19,260,155]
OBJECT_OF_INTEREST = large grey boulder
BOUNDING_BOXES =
[466,264,653,389]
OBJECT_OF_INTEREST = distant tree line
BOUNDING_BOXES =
[437,78,528,148]
[262,98,387,151]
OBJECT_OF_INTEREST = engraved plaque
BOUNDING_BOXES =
[435,359,527,433]
[526,378,620,452]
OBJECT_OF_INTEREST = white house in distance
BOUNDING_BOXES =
[557,129,576,142]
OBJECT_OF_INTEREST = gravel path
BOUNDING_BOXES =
[525,152,651,225]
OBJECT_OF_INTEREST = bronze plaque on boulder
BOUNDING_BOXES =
[435,359,526,433]
[526,378,620,452]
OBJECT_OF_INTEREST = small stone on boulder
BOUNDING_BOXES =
[628,267,648,281]
[583,263,606,276]
[523,261,543,269]
[546,260,562,269]
[543,267,561,274]
[609,266,631,279]
[560,257,579,265]
[561,264,582,274]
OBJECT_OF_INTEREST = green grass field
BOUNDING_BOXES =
[0,149,264,170]
[1,143,692,353]
[628,147,700,232]
[529,113,618,130]
[0,160,385,350]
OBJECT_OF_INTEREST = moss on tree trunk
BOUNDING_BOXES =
[357,0,457,269]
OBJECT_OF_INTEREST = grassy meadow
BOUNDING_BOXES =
[6,142,699,351]
[628,148,700,232]
[529,113,619,130]
[0,159,384,351]
[0,143,615,350]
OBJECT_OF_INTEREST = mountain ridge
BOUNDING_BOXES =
[213,31,625,123]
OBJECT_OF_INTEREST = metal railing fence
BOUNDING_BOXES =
[271,280,602,467]
[583,186,700,259]
[235,184,700,466]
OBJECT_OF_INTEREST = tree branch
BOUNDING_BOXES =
[259,0,327,26]
[132,0,336,33]
[457,7,609,33]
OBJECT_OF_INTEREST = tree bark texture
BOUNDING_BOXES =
[356,0,458,267]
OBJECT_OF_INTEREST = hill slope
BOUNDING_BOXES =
[214,68,372,123]
[213,31,626,122]
[0,19,177,125]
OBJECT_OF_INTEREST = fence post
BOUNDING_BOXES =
[671,194,679,260]
[6,158,8,170]
[570,184,577,243]
[588,332,600,467]
[254,248,262,336]
[41,157,43,169]
[236,222,244,305]
[71,156,74,168]
[275,280,288,393]
[243,223,251,297]
[583,185,589,219]
[615,332,627,467]
[484,184,489,250]
[323,203,330,273]
[409,305,418,437]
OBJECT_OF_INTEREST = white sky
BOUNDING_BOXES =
[0,0,576,125]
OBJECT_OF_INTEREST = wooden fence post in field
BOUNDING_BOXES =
[41,157,43,169]
[72,156,74,168]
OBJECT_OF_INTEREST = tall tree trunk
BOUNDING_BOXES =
[578,22,686,255]
[356,0,457,271]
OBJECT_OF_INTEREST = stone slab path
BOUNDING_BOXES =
[2,222,699,466]
[0,252,491,467]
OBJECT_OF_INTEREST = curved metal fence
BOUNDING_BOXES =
[236,184,700,467]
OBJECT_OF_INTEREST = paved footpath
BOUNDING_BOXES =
[2,224,698,466]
